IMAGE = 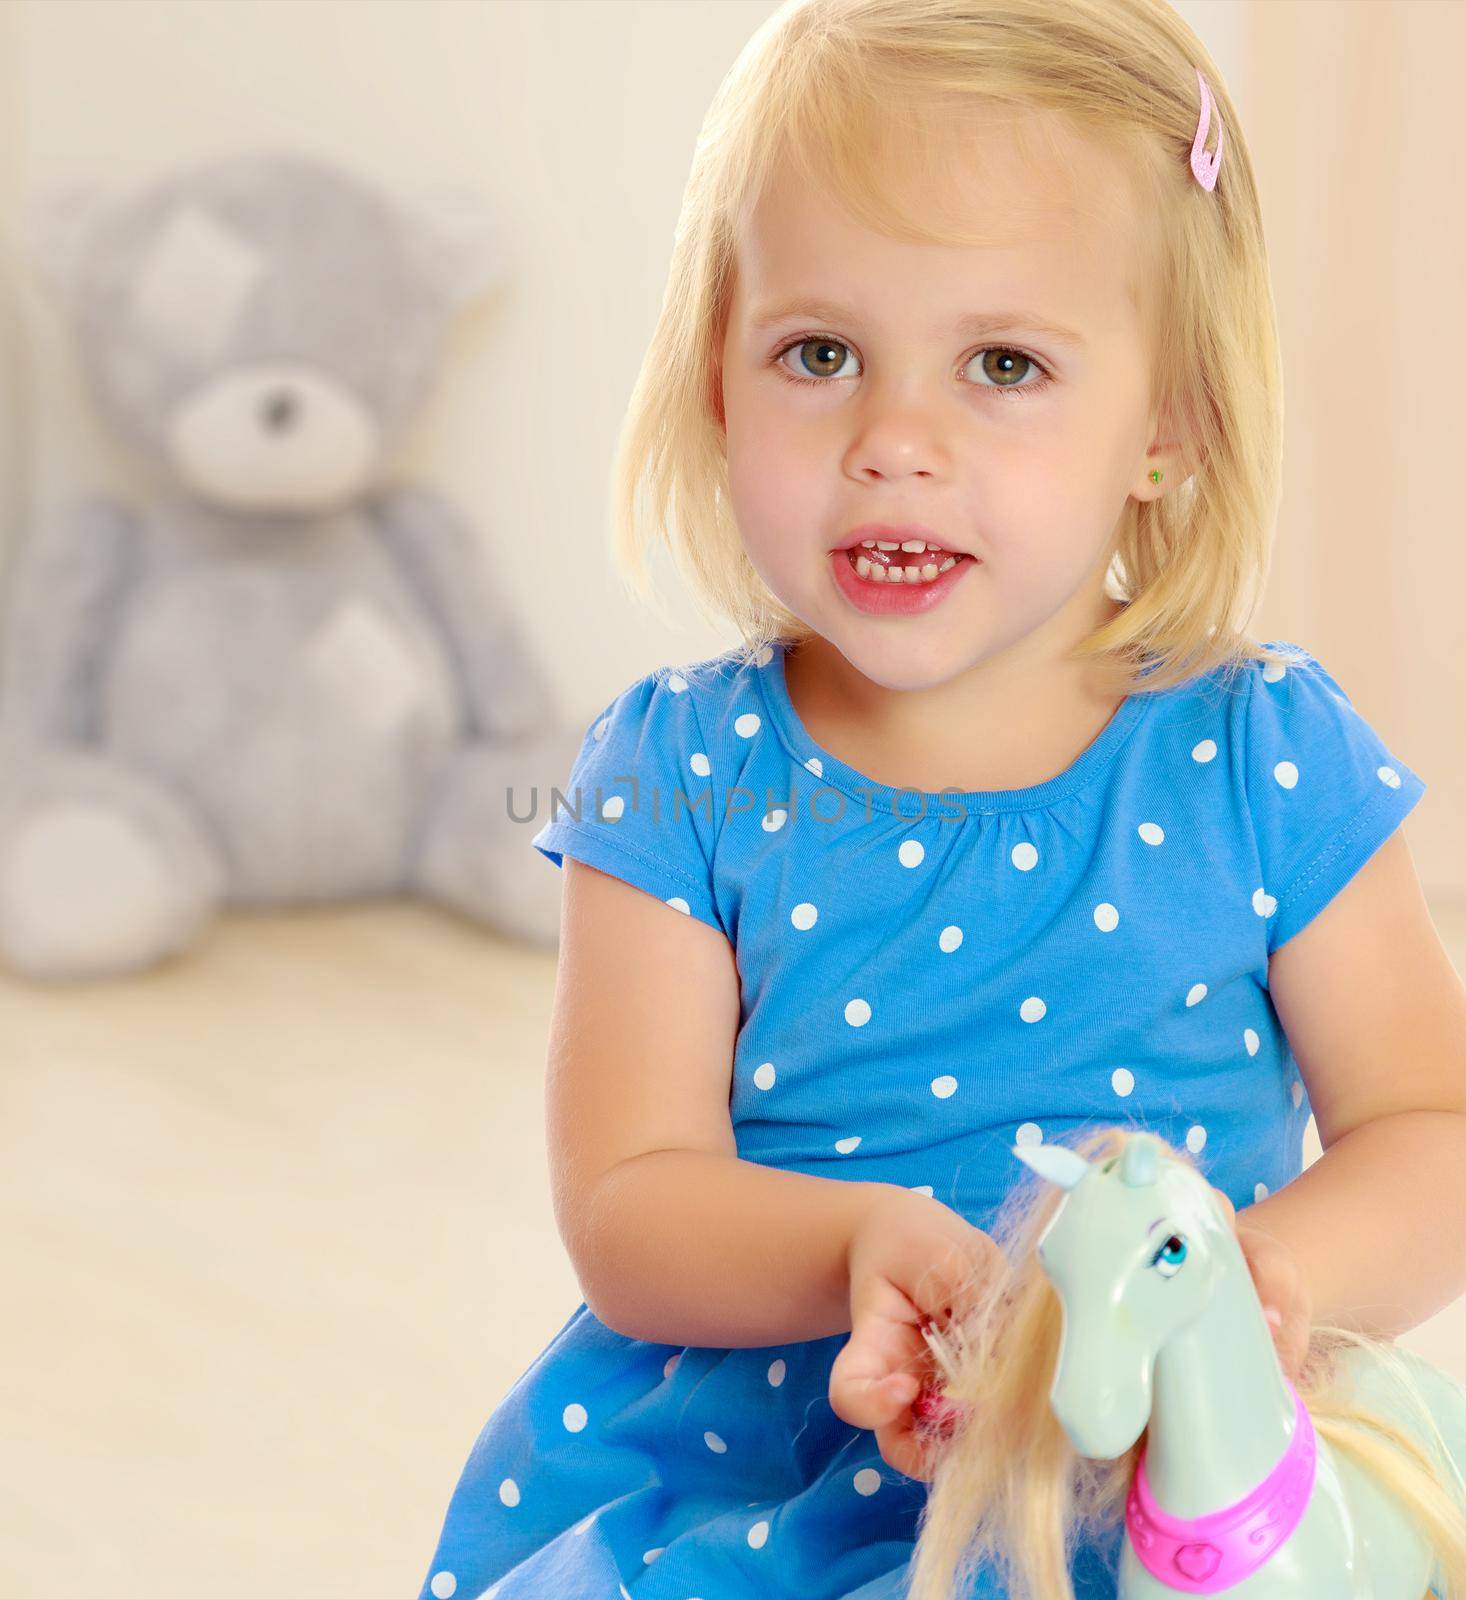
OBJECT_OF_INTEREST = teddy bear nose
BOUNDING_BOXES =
[261,390,300,433]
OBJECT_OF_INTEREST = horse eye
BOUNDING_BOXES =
[1151,1234,1188,1278]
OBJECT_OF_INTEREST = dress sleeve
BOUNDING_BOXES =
[531,666,726,936]
[1243,641,1426,955]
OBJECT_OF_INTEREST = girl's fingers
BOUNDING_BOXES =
[877,1403,940,1482]
[831,1348,921,1427]
[839,1307,928,1381]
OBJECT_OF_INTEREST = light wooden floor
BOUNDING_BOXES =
[3,898,1464,1600]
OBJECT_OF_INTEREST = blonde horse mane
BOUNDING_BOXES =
[905,1125,1466,1600]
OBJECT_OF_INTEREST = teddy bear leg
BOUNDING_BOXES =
[411,729,585,948]
[0,742,226,981]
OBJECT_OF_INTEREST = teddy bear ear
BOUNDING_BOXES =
[25,181,116,308]
[404,188,509,310]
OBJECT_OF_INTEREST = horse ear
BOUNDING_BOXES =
[1119,1133,1160,1188]
[1012,1142,1091,1190]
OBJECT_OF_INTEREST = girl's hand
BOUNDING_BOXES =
[1210,1185,1313,1382]
[829,1187,1000,1482]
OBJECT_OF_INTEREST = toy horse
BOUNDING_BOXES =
[906,1127,1466,1600]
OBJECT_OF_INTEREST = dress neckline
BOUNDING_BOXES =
[754,638,1154,816]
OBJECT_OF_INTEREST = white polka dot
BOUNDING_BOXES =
[1378,765,1401,789]
[1186,1124,1207,1153]
[1262,660,1286,683]
[1138,821,1165,845]
[754,643,774,666]
[618,1587,630,1600]
[1094,903,1119,932]
[753,1062,776,1090]
[1243,1028,1260,1056]
[601,795,625,821]
[1273,760,1298,790]
[898,838,925,868]
[931,1075,958,1100]
[667,673,688,693]
[845,997,871,1026]
[1015,1122,1043,1146]
[734,712,761,738]
[1252,888,1277,919]
[805,756,823,777]
[767,1358,786,1387]
[430,1574,457,1599]
[853,1467,883,1496]
[1019,996,1046,1023]
[704,1431,727,1453]
[642,1547,665,1564]
[1111,1067,1135,1097]
[835,1135,862,1154]
[1291,1080,1304,1109]
[690,752,711,777]
[563,1403,588,1432]
[663,1353,681,1379]
[1192,739,1217,763]
[499,1478,520,1507]
[909,1184,934,1198]
[666,897,690,914]
[1254,1181,1270,1202]
[593,717,611,741]
[762,808,788,832]
[791,902,818,930]
[1011,841,1038,871]
[1185,983,1208,1007]
[938,925,963,952]
[747,1520,771,1548]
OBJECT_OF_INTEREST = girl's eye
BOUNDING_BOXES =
[770,335,1054,400]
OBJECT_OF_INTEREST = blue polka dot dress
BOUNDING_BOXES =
[418,637,1426,1600]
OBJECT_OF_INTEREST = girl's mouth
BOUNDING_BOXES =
[830,543,980,616]
[846,541,966,584]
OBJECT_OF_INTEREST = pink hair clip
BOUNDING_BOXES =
[1190,66,1224,191]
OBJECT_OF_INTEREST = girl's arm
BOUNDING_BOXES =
[1243,830,1466,1338]
[548,856,895,1348]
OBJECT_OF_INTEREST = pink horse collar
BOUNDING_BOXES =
[1125,1381,1317,1593]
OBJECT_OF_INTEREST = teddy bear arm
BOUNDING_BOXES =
[0,496,139,745]
[367,483,558,741]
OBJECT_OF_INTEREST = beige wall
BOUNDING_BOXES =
[0,0,1231,683]
[2,0,775,702]
[1247,0,1466,903]
[0,0,24,552]
[0,0,1457,899]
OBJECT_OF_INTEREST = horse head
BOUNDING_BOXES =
[1013,1133,1236,1460]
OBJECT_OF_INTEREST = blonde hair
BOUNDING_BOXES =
[609,0,1298,697]
[907,1125,1466,1600]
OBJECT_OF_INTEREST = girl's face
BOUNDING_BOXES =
[717,115,1176,694]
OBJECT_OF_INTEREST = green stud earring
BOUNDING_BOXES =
[1149,469,1163,484]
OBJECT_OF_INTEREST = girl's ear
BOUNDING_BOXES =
[1145,393,1200,488]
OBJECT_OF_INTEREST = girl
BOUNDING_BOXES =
[418,0,1458,1596]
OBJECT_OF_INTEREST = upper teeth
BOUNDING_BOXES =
[861,539,948,553]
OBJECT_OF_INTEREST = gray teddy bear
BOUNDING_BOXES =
[0,150,581,980]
